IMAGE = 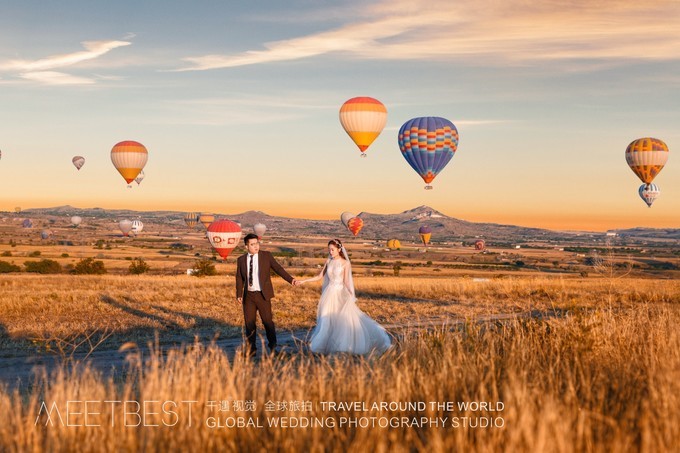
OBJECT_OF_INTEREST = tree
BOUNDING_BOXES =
[129,258,150,275]
[73,258,107,275]
[25,259,62,274]
[191,258,217,277]
[393,261,402,277]
[0,261,21,273]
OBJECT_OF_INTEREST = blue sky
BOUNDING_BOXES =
[1,0,679,230]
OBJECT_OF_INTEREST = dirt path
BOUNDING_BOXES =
[0,310,557,392]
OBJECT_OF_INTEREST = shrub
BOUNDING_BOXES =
[25,259,62,274]
[190,259,217,277]
[61,253,69,258]
[28,251,41,257]
[1,251,11,257]
[73,258,107,275]
[0,261,21,273]
[129,258,150,275]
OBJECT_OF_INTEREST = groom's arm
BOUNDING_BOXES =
[266,252,295,285]
[235,257,245,301]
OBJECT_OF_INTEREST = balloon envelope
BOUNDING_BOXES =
[339,97,387,155]
[119,219,133,236]
[254,223,267,238]
[41,230,53,240]
[207,220,242,259]
[135,170,145,185]
[131,220,144,234]
[111,141,148,184]
[398,117,459,189]
[184,212,199,229]
[22,219,32,228]
[71,216,82,227]
[72,156,85,170]
[419,225,432,245]
[340,211,355,228]
[387,239,401,249]
[638,183,660,208]
[347,217,363,237]
[199,214,215,229]
[625,137,669,184]
[475,239,486,250]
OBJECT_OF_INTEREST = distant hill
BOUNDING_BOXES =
[12,205,678,244]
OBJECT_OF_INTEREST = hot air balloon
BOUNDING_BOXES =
[387,239,401,249]
[22,219,32,228]
[339,97,387,157]
[111,140,148,187]
[135,170,145,185]
[15,207,21,213]
[639,183,661,208]
[474,239,486,251]
[199,214,215,229]
[71,216,82,227]
[72,156,85,170]
[131,220,144,234]
[340,211,355,228]
[41,230,53,240]
[625,137,669,184]
[347,216,363,237]
[398,117,459,189]
[184,212,199,229]
[254,223,267,239]
[119,219,133,237]
[419,226,432,246]
[207,219,242,259]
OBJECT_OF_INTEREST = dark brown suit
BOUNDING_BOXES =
[235,251,294,354]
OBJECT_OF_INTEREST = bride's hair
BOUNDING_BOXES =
[328,239,348,260]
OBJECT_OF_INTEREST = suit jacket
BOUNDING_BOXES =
[235,250,294,301]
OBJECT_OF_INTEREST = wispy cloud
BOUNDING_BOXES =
[0,39,132,85]
[175,0,680,71]
[19,71,96,85]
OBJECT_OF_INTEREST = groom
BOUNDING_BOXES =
[235,233,297,356]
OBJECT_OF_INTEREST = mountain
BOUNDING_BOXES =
[10,205,678,244]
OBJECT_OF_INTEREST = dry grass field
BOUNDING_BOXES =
[0,273,679,451]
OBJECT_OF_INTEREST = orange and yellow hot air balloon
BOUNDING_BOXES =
[625,137,669,184]
[347,216,364,237]
[111,140,148,186]
[339,97,387,157]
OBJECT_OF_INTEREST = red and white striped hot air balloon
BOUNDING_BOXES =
[207,220,242,259]
[339,97,387,157]
[111,141,148,187]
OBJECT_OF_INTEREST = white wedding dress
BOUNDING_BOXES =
[308,258,391,355]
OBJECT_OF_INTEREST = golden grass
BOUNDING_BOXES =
[1,275,678,352]
[0,300,678,451]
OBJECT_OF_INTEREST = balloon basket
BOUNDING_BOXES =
[127,185,132,189]
[360,154,367,158]
[424,185,433,190]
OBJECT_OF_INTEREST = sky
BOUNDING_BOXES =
[1,0,679,231]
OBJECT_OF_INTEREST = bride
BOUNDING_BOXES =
[298,239,391,354]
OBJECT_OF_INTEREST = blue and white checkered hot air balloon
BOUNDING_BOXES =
[398,117,459,190]
[638,183,660,208]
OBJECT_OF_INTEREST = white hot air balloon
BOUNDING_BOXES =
[131,220,144,234]
[254,223,267,239]
[72,156,85,170]
[135,170,145,185]
[639,183,661,208]
[71,216,82,227]
[119,219,133,237]
[340,211,355,228]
